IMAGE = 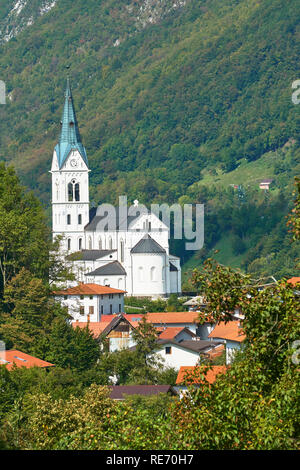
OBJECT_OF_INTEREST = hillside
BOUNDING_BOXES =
[0,0,299,278]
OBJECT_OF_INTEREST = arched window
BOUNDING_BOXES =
[68,180,80,201]
[120,239,124,263]
[67,214,71,225]
[88,236,92,250]
[150,266,156,282]
[104,278,109,286]
[67,238,71,251]
[79,238,82,250]
[138,267,144,282]
[98,237,102,249]
[118,278,123,289]
[108,236,113,250]
[78,214,82,225]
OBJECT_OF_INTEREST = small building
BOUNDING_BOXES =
[259,179,273,190]
[0,350,54,370]
[183,296,206,311]
[72,314,139,352]
[175,365,227,397]
[54,283,126,322]
[157,326,196,342]
[131,339,223,370]
[208,321,245,365]
[144,311,201,335]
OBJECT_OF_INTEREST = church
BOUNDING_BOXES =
[50,80,181,298]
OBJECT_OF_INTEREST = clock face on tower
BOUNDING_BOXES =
[70,158,78,167]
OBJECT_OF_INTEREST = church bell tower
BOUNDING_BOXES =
[50,79,90,253]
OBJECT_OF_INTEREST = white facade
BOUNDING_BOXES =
[154,342,201,369]
[55,291,125,322]
[51,83,182,298]
[51,148,90,254]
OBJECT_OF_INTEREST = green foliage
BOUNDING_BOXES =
[44,319,101,372]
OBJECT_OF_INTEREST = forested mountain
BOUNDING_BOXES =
[0,0,299,279]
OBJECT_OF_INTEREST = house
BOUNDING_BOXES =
[144,312,201,335]
[54,283,126,322]
[157,326,196,342]
[259,179,273,190]
[208,321,245,365]
[72,314,140,352]
[50,80,181,297]
[175,365,227,397]
[130,339,223,370]
[183,296,206,311]
[0,350,54,371]
[109,385,178,400]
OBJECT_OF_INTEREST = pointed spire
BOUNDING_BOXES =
[55,77,88,169]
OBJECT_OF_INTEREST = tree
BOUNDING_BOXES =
[44,319,100,372]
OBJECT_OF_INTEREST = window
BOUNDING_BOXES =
[67,238,71,251]
[119,304,121,312]
[89,295,93,300]
[79,238,82,250]
[80,306,84,315]
[88,236,92,250]
[165,347,172,355]
[89,306,94,315]
[150,266,156,282]
[138,266,144,282]
[101,305,103,315]
[75,183,80,201]
[67,214,71,225]
[120,239,124,263]
[80,295,84,300]
[98,237,102,249]
[78,214,82,225]
[110,304,112,314]
[68,180,80,202]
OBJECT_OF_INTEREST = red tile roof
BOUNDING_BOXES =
[158,327,189,340]
[145,312,200,324]
[0,350,54,370]
[205,343,225,359]
[72,317,140,337]
[287,277,300,286]
[72,321,111,337]
[53,283,126,296]
[208,321,245,343]
[176,366,227,385]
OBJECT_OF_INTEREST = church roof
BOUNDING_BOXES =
[85,207,141,232]
[66,249,116,261]
[131,234,166,254]
[55,78,88,169]
[85,261,127,276]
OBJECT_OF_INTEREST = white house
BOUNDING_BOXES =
[54,283,126,322]
[50,80,181,297]
[208,320,245,365]
[132,339,223,370]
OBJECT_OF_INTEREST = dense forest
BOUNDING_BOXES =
[0,165,299,450]
[0,0,299,277]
